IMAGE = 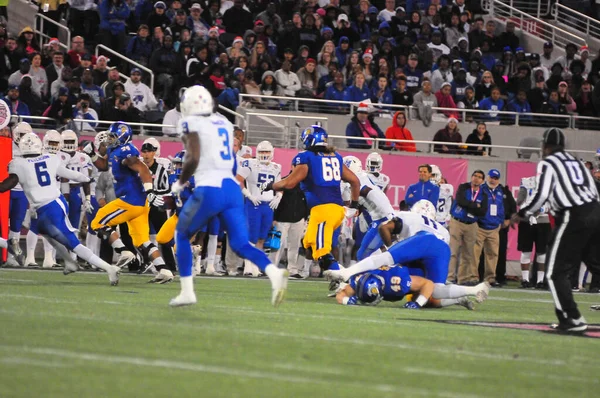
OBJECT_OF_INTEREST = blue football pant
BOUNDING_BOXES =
[387,232,450,284]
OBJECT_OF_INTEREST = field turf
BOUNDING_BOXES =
[0,269,598,398]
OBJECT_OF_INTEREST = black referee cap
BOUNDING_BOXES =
[543,127,566,147]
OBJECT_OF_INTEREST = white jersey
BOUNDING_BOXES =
[356,171,394,221]
[64,151,92,185]
[11,142,23,192]
[8,154,90,209]
[436,183,454,226]
[394,211,450,244]
[237,159,282,201]
[53,151,71,189]
[367,172,390,191]
[178,113,236,187]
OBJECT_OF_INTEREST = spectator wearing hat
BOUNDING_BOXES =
[166,9,189,43]
[540,41,555,70]
[126,25,153,67]
[147,1,171,33]
[8,58,32,91]
[478,85,504,122]
[451,68,470,104]
[46,51,65,90]
[296,58,319,98]
[403,53,423,94]
[361,49,375,83]
[385,110,416,152]
[18,75,45,116]
[334,14,359,46]
[112,92,141,125]
[506,88,533,125]
[390,6,409,37]
[435,82,459,118]
[335,36,351,67]
[227,36,247,60]
[579,46,592,78]
[93,55,110,87]
[124,67,158,112]
[98,0,129,56]
[50,66,72,100]
[17,26,40,55]
[465,122,492,156]
[346,102,386,149]
[1,85,30,116]
[475,168,505,286]
[80,67,104,110]
[256,2,283,30]
[72,53,94,80]
[101,81,126,120]
[541,89,569,128]
[557,81,577,113]
[46,86,73,126]
[293,44,311,71]
[187,3,211,39]
[274,60,301,97]
[223,0,253,36]
[433,117,463,154]
[413,79,438,125]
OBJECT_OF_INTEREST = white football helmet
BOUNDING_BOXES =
[95,131,109,151]
[430,164,442,186]
[19,132,43,156]
[13,122,33,144]
[343,155,363,175]
[411,199,437,220]
[366,152,383,173]
[180,85,214,117]
[142,137,161,156]
[61,129,78,152]
[43,130,62,154]
[256,140,274,164]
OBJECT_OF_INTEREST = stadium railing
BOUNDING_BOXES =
[495,0,552,18]
[238,94,592,130]
[95,45,155,92]
[34,12,70,51]
[483,0,587,49]
[552,2,600,42]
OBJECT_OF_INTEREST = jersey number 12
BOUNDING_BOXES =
[322,158,341,182]
[35,162,51,187]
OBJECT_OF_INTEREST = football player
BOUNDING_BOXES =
[236,140,282,276]
[365,152,390,192]
[430,165,453,228]
[169,85,288,307]
[84,132,108,257]
[0,133,120,284]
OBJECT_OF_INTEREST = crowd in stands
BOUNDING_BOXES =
[0,0,599,135]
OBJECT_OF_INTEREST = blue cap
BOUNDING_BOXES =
[131,67,142,74]
[233,67,244,76]
[516,47,524,53]
[321,26,333,35]
[368,5,378,13]
[544,41,553,48]
[7,84,19,90]
[58,87,69,96]
[596,148,600,156]
[503,46,512,53]
[488,169,501,178]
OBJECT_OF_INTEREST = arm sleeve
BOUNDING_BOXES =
[95,173,106,200]
[57,164,91,183]
[519,161,553,217]
[516,186,528,206]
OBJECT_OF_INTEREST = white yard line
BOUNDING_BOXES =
[0,357,70,368]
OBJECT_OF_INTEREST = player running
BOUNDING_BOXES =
[169,85,288,307]
[0,133,120,285]
[261,125,361,272]
[334,265,487,309]
[430,164,453,228]
[84,122,171,282]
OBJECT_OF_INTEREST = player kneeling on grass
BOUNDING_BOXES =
[335,265,487,309]
[0,133,120,285]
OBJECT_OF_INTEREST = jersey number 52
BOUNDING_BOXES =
[321,158,341,182]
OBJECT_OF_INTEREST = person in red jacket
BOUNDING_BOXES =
[385,110,416,152]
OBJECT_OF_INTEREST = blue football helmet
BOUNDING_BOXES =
[107,122,133,148]
[300,125,328,149]
[355,273,385,306]
[172,150,186,176]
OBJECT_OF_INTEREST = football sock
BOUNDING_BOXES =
[180,275,194,295]
[341,252,393,281]
[26,231,38,260]
[0,238,7,248]
[175,231,193,277]
[152,256,166,271]
[73,244,111,272]
[440,299,460,307]
[111,239,127,253]
[537,271,545,284]
[206,235,218,269]
[578,263,587,288]
[522,270,529,282]
[8,230,19,241]
[264,263,281,281]
[86,232,100,256]
[42,236,53,253]
[432,283,477,299]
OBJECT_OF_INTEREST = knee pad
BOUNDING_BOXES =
[139,242,159,262]
[96,226,114,240]
[520,252,532,264]
[318,253,338,270]
[536,253,546,264]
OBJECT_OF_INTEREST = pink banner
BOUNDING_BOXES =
[505,161,538,261]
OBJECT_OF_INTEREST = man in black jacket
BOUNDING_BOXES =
[495,183,517,286]
[270,173,308,279]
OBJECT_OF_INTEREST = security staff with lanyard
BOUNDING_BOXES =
[513,128,600,333]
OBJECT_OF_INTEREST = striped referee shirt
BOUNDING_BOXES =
[148,159,170,195]
[520,151,599,217]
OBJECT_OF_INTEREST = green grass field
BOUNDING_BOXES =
[0,269,599,398]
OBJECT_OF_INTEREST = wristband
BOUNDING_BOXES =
[143,182,153,192]
[90,154,99,162]
[342,296,357,305]
[350,200,359,209]
[61,182,70,195]
[85,195,91,201]
[415,295,428,307]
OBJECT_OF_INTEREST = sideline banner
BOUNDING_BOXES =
[505,161,538,261]
[0,137,11,261]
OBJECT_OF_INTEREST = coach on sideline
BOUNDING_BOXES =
[512,127,600,333]
[405,164,440,209]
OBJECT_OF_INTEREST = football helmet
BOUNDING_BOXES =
[366,152,383,173]
[180,85,213,117]
[19,132,43,156]
[43,130,62,154]
[343,155,362,175]
[107,122,133,148]
[355,273,385,306]
[430,164,442,186]
[94,131,109,152]
[256,140,274,164]
[411,199,437,220]
[61,129,78,153]
[13,122,33,144]
[300,125,328,149]
[172,150,186,176]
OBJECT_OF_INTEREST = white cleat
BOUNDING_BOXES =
[25,254,38,267]
[42,256,55,268]
[148,268,174,284]
[323,269,345,282]
[8,240,25,267]
[457,297,475,310]
[269,268,289,307]
[205,268,226,276]
[475,282,491,303]
[169,292,197,307]
[63,260,79,275]
[107,265,120,286]
[115,250,135,269]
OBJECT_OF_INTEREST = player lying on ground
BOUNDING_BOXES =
[335,265,487,309]
[0,133,120,285]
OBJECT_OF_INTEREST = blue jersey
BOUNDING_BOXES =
[349,266,412,302]
[107,143,146,206]
[293,150,344,209]
[169,174,195,215]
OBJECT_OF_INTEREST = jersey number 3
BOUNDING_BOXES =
[321,158,341,182]
[218,128,232,161]
[35,162,51,187]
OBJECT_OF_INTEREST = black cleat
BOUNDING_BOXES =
[535,282,546,290]
[550,318,588,333]
[520,280,530,289]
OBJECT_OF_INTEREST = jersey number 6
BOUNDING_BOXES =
[35,162,51,187]
[322,158,341,182]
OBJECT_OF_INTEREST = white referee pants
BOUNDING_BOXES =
[269,219,306,275]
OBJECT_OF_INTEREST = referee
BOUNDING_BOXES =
[513,127,600,333]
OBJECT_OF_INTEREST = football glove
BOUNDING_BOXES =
[82,142,95,156]
[242,188,261,206]
[83,196,94,214]
[269,194,282,210]
[148,192,164,207]
[260,181,274,192]
[404,301,421,310]
[170,180,184,196]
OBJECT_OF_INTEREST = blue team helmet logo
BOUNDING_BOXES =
[356,273,385,305]
[301,125,328,149]
[108,122,133,148]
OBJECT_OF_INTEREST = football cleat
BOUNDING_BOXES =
[115,250,136,269]
[8,239,25,267]
[270,268,289,307]
[550,317,588,333]
[169,292,197,307]
[62,259,79,275]
[323,269,345,282]
[289,273,305,280]
[148,268,174,284]
[475,281,490,303]
[107,265,120,286]
[458,297,475,311]
[520,280,530,289]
